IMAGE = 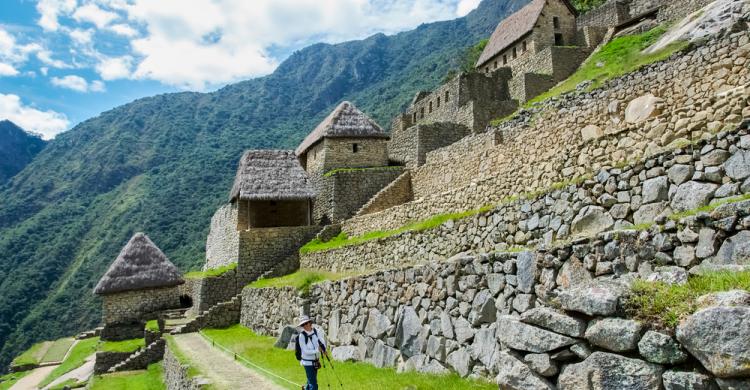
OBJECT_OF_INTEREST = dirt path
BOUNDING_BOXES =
[172,333,284,390]
[9,365,56,390]
[42,354,95,389]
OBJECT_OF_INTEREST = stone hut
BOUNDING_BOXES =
[94,233,184,340]
[230,150,316,229]
[476,0,579,73]
[295,101,389,175]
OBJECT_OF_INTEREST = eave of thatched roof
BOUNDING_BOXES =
[476,0,578,68]
[295,101,388,156]
[94,233,184,295]
[229,149,316,202]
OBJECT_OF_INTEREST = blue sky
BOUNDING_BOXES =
[0,0,481,139]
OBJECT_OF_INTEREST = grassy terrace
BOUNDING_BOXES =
[0,371,30,390]
[184,262,237,279]
[247,269,353,294]
[11,336,76,367]
[99,338,145,353]
[627,270,750,328]
[323,166,402,178]
[89,362,165,390]
[39,337,99,388]
[202,325,495,390]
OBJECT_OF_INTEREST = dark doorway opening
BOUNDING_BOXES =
[179,295,193,308]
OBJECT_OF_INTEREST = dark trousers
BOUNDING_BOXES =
[304,364,318,390]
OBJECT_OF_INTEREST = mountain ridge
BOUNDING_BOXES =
[0,120,46,185]
[0,0,529,368]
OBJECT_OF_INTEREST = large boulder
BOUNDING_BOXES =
[662,370,718,390]
[696,290,750,309]
[495,351,555,390]
[395,306,424,358]
[558,281,628,316]
[369,339,399,368]
[471,328,498,368]
[469,289,496,325]
[638,331,688,364]
[715,231,750,265]
[625,94,663,124]
[274,325,297,349]
[725,150,750,181]
[365,309,391,339]
[520,307,587,338]
[642,176,670,203]
[677,306,750,378]
[671,181,718,212]
[516,251,538,294]
[496,316,577,353]
[446,348,472,377]
[572,206,615,236]
[585,318,643,352]
[558,352,664,390]
[331,346,361,362]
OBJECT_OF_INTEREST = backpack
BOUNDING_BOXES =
[294,328,318,361]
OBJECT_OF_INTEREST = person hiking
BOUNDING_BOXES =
[295,315,328,390]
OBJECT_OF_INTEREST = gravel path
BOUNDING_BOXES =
[172,333,284,390]
[42,354,95,389]
[9,365,56,390]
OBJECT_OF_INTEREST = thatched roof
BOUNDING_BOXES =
[295,101,388,156]
[230,149,316,201]
[476,0,577,68]
[94,233,184,295]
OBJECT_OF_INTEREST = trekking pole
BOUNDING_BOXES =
[325,353,345,389]
[320,358,332,389]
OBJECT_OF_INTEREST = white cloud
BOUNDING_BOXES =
[0,93,70,139]
[37,0,77,31]
[95,55,132,80]
[0,28,42,66]
[37,50,71,68]
[108,23,138,37]
[51,74,105,92]
[69,28,94,44]
[72,3,118,28]
[0,62,19,76]
[456,0,481,16]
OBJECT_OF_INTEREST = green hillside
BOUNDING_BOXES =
[0,120,46,184]
[0,0,530,369]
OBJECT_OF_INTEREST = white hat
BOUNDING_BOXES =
[298,315,313,327]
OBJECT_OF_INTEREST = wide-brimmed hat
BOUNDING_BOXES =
[298,315,313,327]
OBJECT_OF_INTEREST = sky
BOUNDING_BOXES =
[0,0,482,140]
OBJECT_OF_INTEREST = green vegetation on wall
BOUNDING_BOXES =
[99,338,145,353]
[247,269,353,295]
[89,362,165,390]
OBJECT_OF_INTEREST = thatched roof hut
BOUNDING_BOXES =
[94,233,184,295]
[229,150,316,202]
[476,0,577,68]
[295,101,387,156]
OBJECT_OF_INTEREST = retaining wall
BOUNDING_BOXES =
[240,287,303,336]
[163,345,210,390]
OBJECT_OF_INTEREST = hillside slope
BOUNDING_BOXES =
[0,0,529,368]
[0,121,46,184]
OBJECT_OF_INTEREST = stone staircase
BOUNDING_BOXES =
[172,295,242,334]
[108,339,166,373]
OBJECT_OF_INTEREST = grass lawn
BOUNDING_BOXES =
[39,337,100,388]
[626,270,750,328]
[0,371,31,390]
[99,338,145,353]
[41,337,76,363]
[247,269,353,294]
[202,325,495,390]
[524,26,690,106]
[146,320,160,332]
[11,341,52,367]
[89,362,165,390]
[48,378,86,389]
[185,262,237,279]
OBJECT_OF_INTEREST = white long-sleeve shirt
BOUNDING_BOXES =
[298,328,326,366]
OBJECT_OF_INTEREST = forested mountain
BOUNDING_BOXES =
[0,0,529,367]
[0,121,46,184]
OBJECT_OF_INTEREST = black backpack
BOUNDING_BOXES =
[294,328,317,361]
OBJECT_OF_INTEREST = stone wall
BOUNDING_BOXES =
[507,46,593,102]
[658,0,716,21]
[204,203,239,270]
[357,172,413,216]
[577,0,631,28]
[307,138,389,175]
[186,271,240,317]
[110,339,166,373]
[237,226,321,285]
[102,287,181,325]
[341,31,750,238]
[240,286,303,336]
[304,127,750,272]
[388,123,471,168]
[313,167,403,224]
[164,345,210,390]
[94,351,134,374]
[179,295,241,333]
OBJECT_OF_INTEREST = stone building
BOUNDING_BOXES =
[94,233,184,340]
[296,101,389,175]
[295,102,402,224]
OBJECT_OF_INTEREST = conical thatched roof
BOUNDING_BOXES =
[94,233,184,295]
[230,149,316,202]
[476,0,577,68]
[295,101,388,156]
